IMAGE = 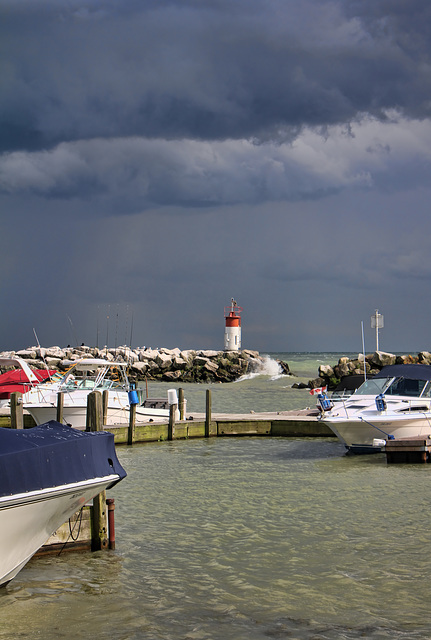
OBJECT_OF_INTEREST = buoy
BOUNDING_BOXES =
[224,298,242,351]
[373,438,386,448]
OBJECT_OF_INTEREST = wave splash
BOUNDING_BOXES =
[236,355,284,382]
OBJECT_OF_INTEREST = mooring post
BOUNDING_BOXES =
[205,389,212,437]
[106,498,116,550]
[10,392,23,429]
[56,392,64,424]
[86,391,103,432]
[168,403,177,440]
[102,390,109,425]
[91,490,108,551]
[88,391,108,550]
[128,403,136,445]
[178,387,185,420]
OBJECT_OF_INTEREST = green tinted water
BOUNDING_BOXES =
[2,436,431,640]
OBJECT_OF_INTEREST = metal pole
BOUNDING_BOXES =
[361,321,367,381]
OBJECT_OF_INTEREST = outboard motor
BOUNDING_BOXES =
[318,393,333,412]
[375,393,387,412]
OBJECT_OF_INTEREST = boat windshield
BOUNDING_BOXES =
[353,376,431,398]
[59,368,127,391]
[353,377,393,396]
[385,377,430,397]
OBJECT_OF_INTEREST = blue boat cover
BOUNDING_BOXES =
[375,364,431,381]
[0,421,126,498]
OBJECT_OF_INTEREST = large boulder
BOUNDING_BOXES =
[204,360,219,374]
[370,351,396,368]
[319,364,334,379]
[155,352,173,368]
[16,349,37,359]
[418,351,431,365]
[334,363,350,378]
[131,361,149,374]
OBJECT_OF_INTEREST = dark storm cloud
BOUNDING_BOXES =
[2,0,431,154]
[2,0,431,353]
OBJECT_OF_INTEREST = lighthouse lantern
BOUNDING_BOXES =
[224,298,242,351]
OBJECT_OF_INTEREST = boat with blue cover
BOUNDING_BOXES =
[318,364,431,453]
[0,420,126,586]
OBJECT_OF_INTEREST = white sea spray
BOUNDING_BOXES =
[235,354,283,382]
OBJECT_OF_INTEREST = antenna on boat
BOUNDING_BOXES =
[96,305,100,350]
[33,328,52,380]
[106,305,110,349]
[114,304,119,357]
[129,308,134,349]
[125,305,129,349]
[361,321,367,382]
[66,315,79,346]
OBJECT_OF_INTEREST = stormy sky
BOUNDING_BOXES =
[2,0,431,354]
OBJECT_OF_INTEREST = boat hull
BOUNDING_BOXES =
[0,475,119,586]
[323,413,431,453]
[0,421,126,585]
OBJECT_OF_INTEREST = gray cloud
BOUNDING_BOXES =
[2,0,431,154]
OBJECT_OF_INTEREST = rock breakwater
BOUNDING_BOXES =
[308,350,431,391]
[0,345,291,384]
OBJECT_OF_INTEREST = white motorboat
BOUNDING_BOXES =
[0,420,126,586]
[318,364,431,454]
[23,358,181,428]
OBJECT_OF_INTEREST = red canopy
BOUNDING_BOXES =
[0,369,57,400]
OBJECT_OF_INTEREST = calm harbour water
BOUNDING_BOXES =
[2,353,431,639]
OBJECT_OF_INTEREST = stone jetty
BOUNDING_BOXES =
[307,350,431,391]
[0,345,292,384]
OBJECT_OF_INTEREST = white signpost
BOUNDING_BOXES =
[371,309,384,351]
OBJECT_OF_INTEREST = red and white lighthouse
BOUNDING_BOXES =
[224,298,242,351]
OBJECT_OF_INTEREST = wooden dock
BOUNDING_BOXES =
[1,398,331,444]
[112,409,330,443]
[384,436,431,464]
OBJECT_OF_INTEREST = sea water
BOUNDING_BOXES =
[2,353,430,640]
[138,352,359,415]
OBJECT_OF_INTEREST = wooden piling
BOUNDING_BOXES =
[86,391,103,432]
[168,403,176,440]
[56,392,64,424]
[10,392,23,429]
[102,390,109,425]
[128,403,136,445]
[205,389,211,438]
[91,490,108,550]
[106,498,116,550]
[178,387,185,420]
[35,498,117,556]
